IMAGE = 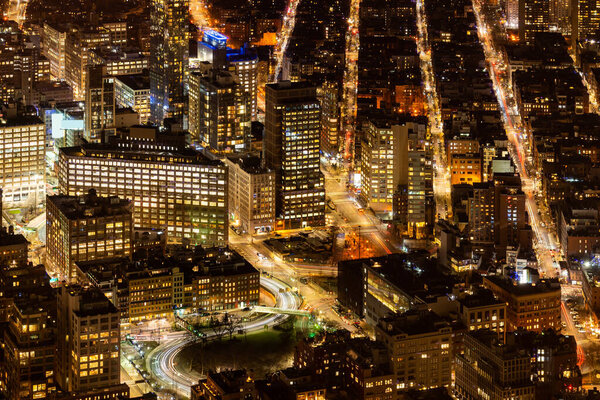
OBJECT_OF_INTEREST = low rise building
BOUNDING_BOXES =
[483,275,561,333]
[376,310,453,391]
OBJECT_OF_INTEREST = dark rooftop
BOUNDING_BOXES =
[48,189,132,220]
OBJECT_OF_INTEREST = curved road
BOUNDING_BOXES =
[146,277,302,397]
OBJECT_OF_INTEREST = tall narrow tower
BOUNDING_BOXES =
[150,0,189,124]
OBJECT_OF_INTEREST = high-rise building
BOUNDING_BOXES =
[85,65,115,143]
[225,154,276,234]
[264,81,325,229]
[360,116,433,235]
[56,285,122,394]
[375,309,453,391]
[319,80,340,156]
[114,73,151,124]
[0,265,56,400]
[149,0,189,123]
[360,119,410,213]
[494,174,527,251]
[58,141,228,245]
[468,182,495,246]
[228,48,259,121]
[571,0,600,42]
[0,105,45,206]
[41,22,68,80]
[518,0,551,43]
[188,70,250,153]
[46,190,133,282]
[64,28,111,100]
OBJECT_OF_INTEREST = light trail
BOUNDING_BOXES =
[189,0,214,30]
[5,0,28,27]
[471,0,561,278]
[415,0,452,220]
[272,0,301,82]
[340,0,360,160]
[147,277,301,397]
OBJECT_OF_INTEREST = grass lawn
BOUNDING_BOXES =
[176,326,299,378]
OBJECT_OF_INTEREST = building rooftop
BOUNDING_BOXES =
[115,73,150,91]
[226,154,271,174]
[458,288,504,309]
[484,275,561,296]
[378,309,451,336]
[64,285,118,317]
[60,142,224,167]
[48,189,132,220]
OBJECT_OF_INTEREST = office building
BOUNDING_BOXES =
[227,47,259,120]
[0,265,56,400]
[191,370,257,400]
[483,275,561,332]
[46,190,133,282]
[88,48,149,77]
[264,81,325,229]
[457,289,507,342]
[85,65,115,143]
[375,309,453,391]
[149,0,189,123]
[360,116,432,238]
[225,154,276,234]
[468,182,495,246]
[571,0,600,42]
[58,142,228,245]
[319,80,340,156]
[41,22,68,80]
[450,153,482,185]
[64,28,111,100]
[455,331,536,400]
[0,105,45,206]
[56,285,121,393]
[114,73,151,124]
[188,70,250,153]
[0,226,28,267]
[77,246,259,320]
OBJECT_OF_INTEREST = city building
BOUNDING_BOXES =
[56,285,121,394]
[114,73,151,124]
[58,141,228,245]
[188,70,250,153]
[571,0,600,43]
[264,81,325,229]
[0,104,45,206]
[455,330,536,400]
[41,22,68,80]
[225,154,276,234]
[0,265,56,400]
[376,309,453,391]
[149,0,189,123]
[449,153,482,185]
[85,65,115,143]
[319,80,340,156]
[455,330,580,400]
[191,370,257,400]
[483,275,561,332]
[227,46,259,120]
[0,226,28,267]
[88,48,148,77]
[46,190,133,282]
[64,28,111,100]
[457,288,507,342]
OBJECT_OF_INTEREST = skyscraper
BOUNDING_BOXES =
[264,81,325,229]
[571,0,600,42]
[85,65,115,143]
[150,0,189,124]
[189,70,251,153]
